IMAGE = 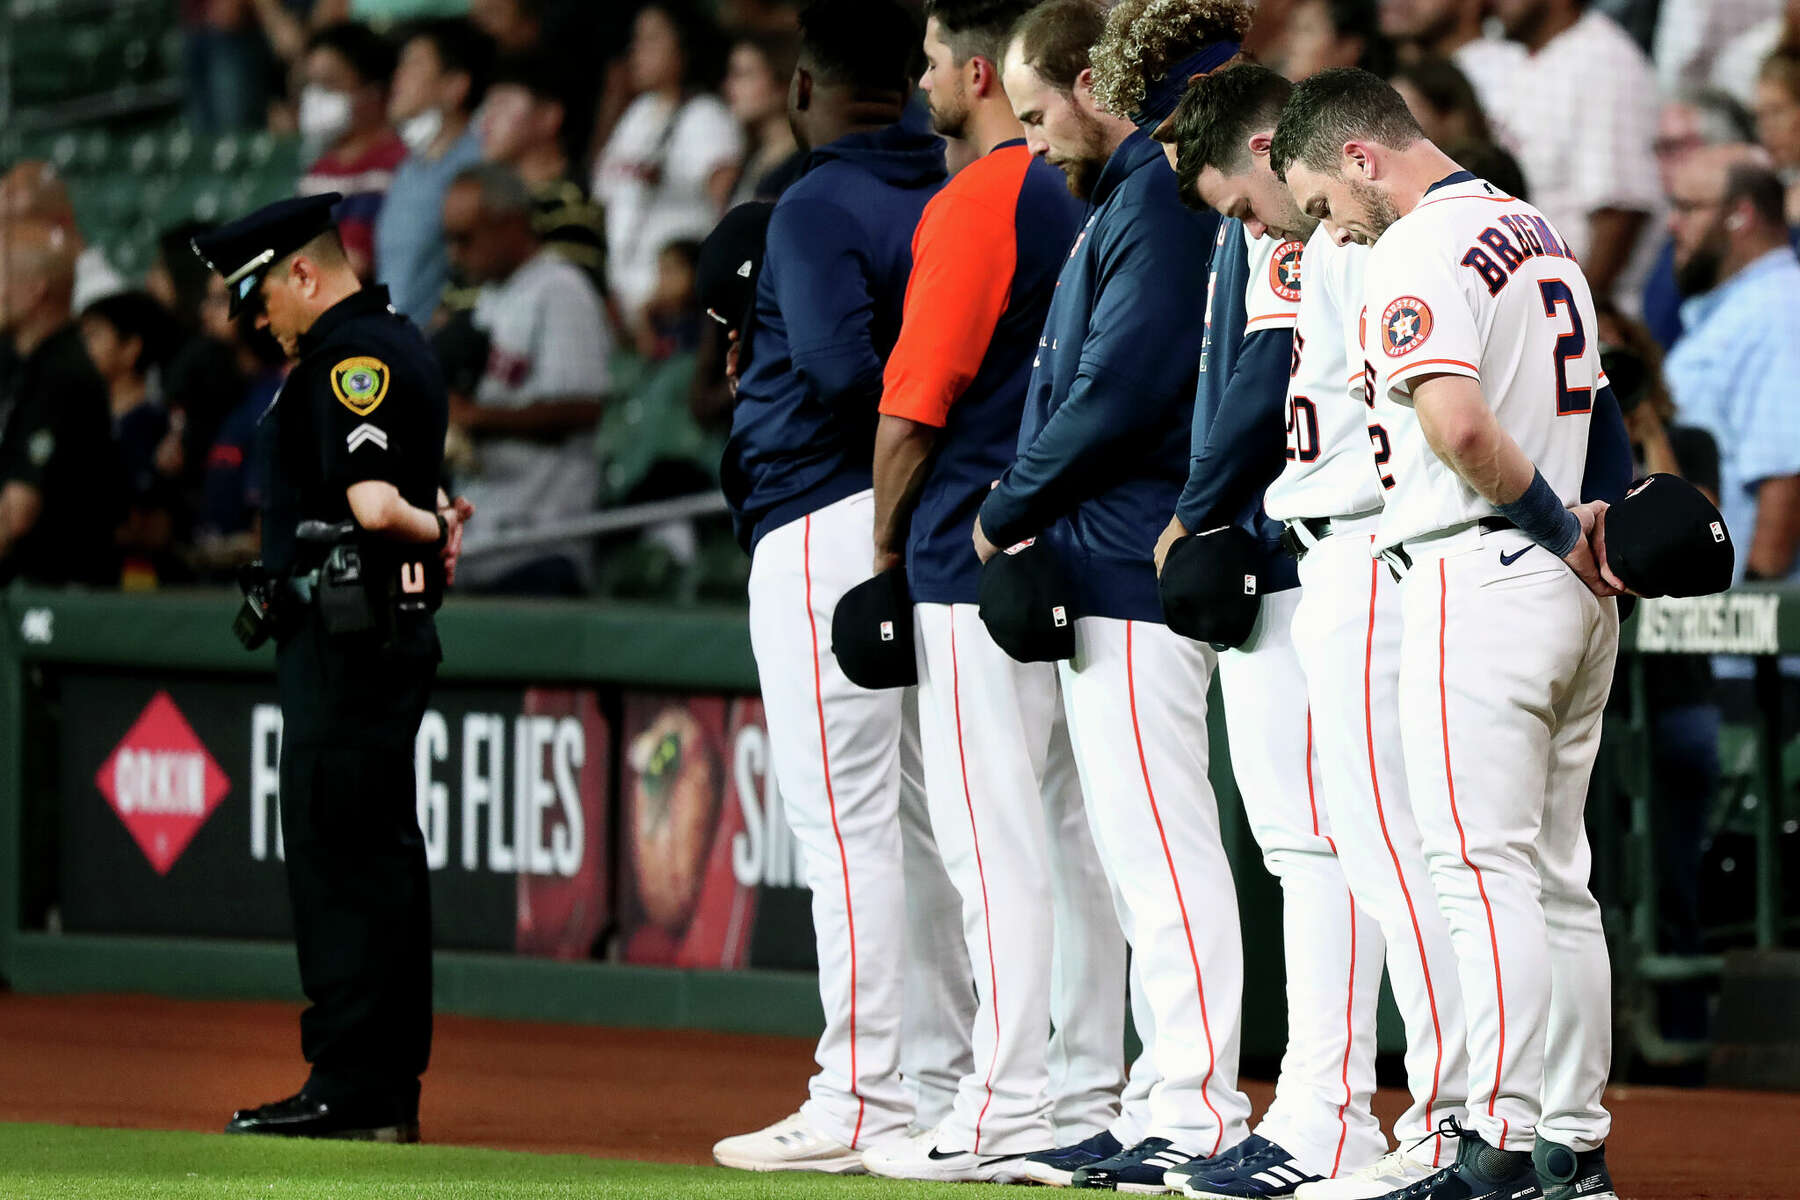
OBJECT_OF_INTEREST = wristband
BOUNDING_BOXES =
[1496,469,1580,557]
[434,511,450,549]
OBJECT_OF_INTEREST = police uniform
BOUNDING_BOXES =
[195,195,449,1142]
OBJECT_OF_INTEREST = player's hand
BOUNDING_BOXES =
[972,513,1001,564]
[1154,514,1190,576]
[725,330,742,399]
[440,495,475,587]
[1562,501,1621,598]
[1587,501,1631,595]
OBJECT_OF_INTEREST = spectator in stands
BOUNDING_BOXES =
[377,19,497,326]
[725,30,805,203]
[1756,52,1800,222]
[1653,0,1784,98]
[1388,55,1492,145]
[1714,0,1799,107]
[182,0,269,133]
[0,220,122,587]
[295,22,405,281]
[0,162,126,314]
[1442,137,1531,200]
[478,54,609,295]
[187,265,284,580]
[469,0,544,54]
[594,2,745,323]
[145,221,219,336]
[718,0,802,31]
[633,240,704,362]
[1664,147,1800,602]
[441,165,611,596]
[1378,0,1525,148]
[79,292,187,587]
[1643,88,1759,348]
[1489,0,1662,308]
[1274,0,1395,81]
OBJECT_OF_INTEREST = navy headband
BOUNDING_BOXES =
[1133,41,1242,131]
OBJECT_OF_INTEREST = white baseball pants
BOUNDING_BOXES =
[1059,616,1252,1157]
[1396,530,1617,1153]
[1292,527,1469,1166]
[914,602,1129,1155]
[1218,586,1387,1178]
[747,490,954,1149]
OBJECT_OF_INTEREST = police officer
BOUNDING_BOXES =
[194,194,473,1142]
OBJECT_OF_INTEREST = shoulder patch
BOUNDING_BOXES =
[1381,296,1433,358]
[330,356,390,416]
[1269,240,1304,302]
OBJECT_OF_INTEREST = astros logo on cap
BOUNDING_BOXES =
[1381,297,1433,357]
[1270,241,1303,302]
[330,356,390,415]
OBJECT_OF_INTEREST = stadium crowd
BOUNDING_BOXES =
[0,0,1795,603]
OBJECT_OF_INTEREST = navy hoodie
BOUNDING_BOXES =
[977,130,1219,622]
[722,106,948,552]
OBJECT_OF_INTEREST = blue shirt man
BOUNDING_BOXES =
[376,125,484,325]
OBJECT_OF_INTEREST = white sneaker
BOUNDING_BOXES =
[861,1125,1044,1183]
[712,1112,864,1173]
[1294,1150,1441,1199]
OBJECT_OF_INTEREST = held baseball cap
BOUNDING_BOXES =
[831,568,918,689]
[977,537,1076,663]
[1603,473,1735,598]
[697,201,774,338]
[191,192,342,317]
[1158,525,1264,650]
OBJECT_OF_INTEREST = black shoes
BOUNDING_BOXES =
[225,1091,420,1143]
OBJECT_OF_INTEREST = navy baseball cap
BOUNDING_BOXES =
[978,537,1076,663]
[191,193,341,317]
[697,201,773,339]
[831,568,917,689]
[1604,473,1735,598]
[1158,525,1264,650]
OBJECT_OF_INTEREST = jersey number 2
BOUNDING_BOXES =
[1539,279,1592,416]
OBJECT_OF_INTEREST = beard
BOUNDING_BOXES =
[1674,228,1727,295]
[1047,109,1114,201]
[1347,176,1404,241]
[927,86,970,140]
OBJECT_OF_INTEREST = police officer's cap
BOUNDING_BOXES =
[191,193,342,317]
[1604,473,1735,598]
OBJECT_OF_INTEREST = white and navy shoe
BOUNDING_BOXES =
[860,1125,1046,1184]
[1294,1150,1441,1199]
[1025,1129,1128,1186]
[1176,1135,1322,1198]
[1534,1141,1616,1200]
[1073,1135,1200,1193]
[711,1111,864,1173]
[1369,1120,1544,1200]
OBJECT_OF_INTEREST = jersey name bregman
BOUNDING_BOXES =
[1460,212,1576,296]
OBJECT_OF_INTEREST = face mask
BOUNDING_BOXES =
[298,85,354,150]
[398,106,445,155]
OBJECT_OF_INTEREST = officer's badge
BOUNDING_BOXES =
[330,356,390,415]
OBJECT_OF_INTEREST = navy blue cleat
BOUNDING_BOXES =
[1533,1141,1616,1200]
[1024,1130,1127,1186]
[1074,1136,1200,1193]
[1175,1135,1324,1197]
[1375,1120,1543,1200]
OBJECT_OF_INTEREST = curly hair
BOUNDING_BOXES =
[1088,0,1253,119]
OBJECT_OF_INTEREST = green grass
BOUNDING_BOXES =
[0,1123,1020,1198]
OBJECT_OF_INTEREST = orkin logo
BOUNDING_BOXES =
[95,691,231,875]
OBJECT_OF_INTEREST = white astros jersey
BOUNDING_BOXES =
[1265,226,1380,523]
[1362,176,1601,550]
[1245,223,1304,337]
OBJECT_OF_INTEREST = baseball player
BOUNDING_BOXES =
[858,0,1131,1181]
[1271,68,1632,1200]
[711,0,956,1172]
[971,1,1259,1190]
[1149,64,1391,1199]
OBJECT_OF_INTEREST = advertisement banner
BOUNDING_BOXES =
[57,674,611,956]
[616,693,816,970]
